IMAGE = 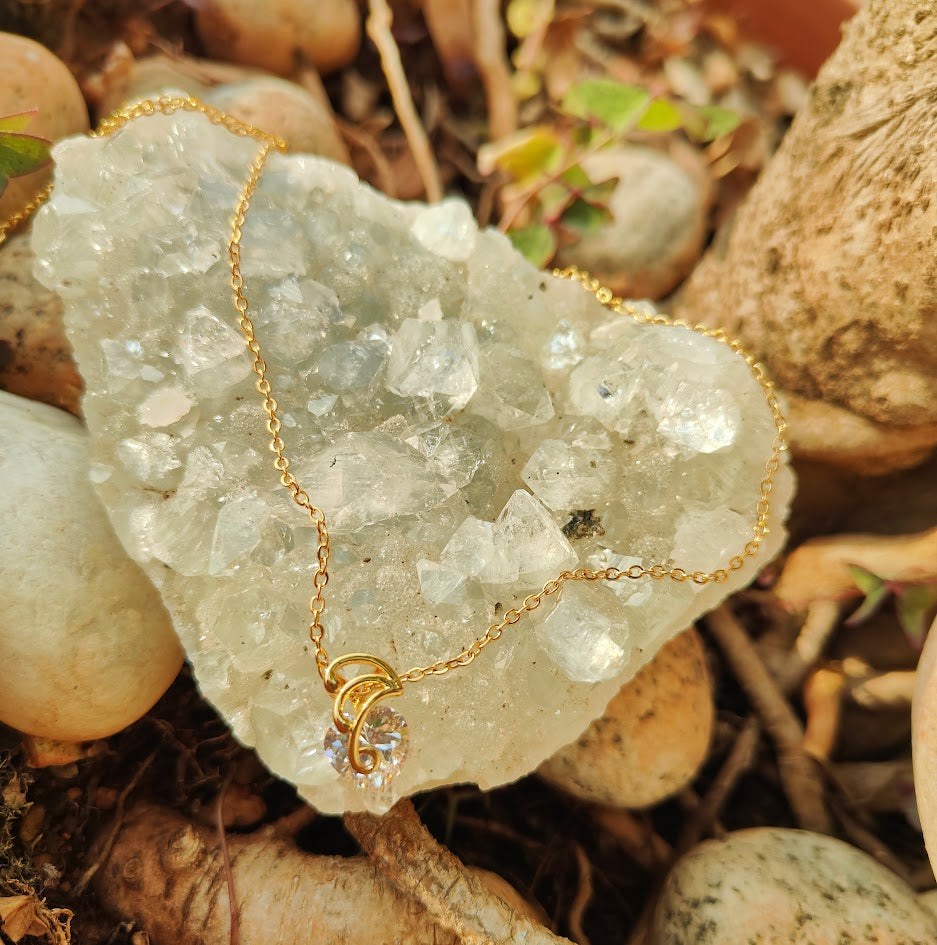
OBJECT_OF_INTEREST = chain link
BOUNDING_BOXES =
[1,95,788,692]
[0,181,54,247]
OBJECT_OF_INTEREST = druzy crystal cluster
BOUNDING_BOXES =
[32,110,793,813]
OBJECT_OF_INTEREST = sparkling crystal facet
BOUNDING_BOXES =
[324,706,410,790]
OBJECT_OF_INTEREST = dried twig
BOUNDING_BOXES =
[74,750,157,896]
[345,800,574,945]
[214,779,241,945]
[265,804,317,840]
[568,846,594,945]
[623,896,656,945]
[593,809,671,872]
[847,668,917,710]
[677,716,761,853]
[473,0,518,141]
[802,667,846,761]
[366,0,443,202]
[705,605,832,834]
[795,599,842,665]
[335,117,398,197]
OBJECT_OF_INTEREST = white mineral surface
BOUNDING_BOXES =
[31,109,793,813]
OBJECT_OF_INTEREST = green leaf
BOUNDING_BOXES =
[562,80,650,133]
[477,126,562,183]
[0,110,37,134]
[0,132,52,185]
[560,164,591,189]
[561,197,611,233]
[0,110,51,189]
[636,98,684,133]
[695,105,742,141]
[845,564,889,625]
[538,181,574,218]
[508,223,557,267]
[580,176,618,206]
[896,585,937,646]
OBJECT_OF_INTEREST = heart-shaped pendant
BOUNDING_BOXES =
[32,107,793,814]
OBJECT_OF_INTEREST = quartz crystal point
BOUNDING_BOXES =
[31,110,793,813]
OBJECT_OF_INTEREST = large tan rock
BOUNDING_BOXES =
[679,1,937,437]
[653,828,937,944]
[539,628,713,808]
[0,391,183,741]
[0,32,88,227]
[0,232,81,414]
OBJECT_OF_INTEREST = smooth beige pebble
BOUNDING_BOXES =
[913,615,937,877]
[206,77,349,162]
[0,32,88,225]
[539,628,713,808]
[195,0,360,76]
[0,391,183,741]
[653,828,937,944]
[556,143,711,300]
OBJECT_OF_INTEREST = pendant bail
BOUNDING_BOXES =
[325,653,404,775]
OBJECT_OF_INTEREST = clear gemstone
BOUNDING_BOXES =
[316,339,387,391]
[654,382,741,453]
[410,198,477,261]
[521,437,619,511]
[495,489,577,586]
[568,354,642,435]
[542,320,585,371]
[295,432,451,532]
[324,705,409,790]
[469,343,554,430]
[385,318,480,410]
[536,582,627,683]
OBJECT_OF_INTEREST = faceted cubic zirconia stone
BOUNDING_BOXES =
[324,705,410,790]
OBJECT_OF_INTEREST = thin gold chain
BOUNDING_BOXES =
[2,94,788,690]
[0,181,54,247]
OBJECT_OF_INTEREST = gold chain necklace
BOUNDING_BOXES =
[4,95,787,782]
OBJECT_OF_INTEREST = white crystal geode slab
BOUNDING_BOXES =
[31,111,793,813]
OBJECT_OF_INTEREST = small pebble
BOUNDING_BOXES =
[702,48,740,95]
[539,629,713,808]
[774,68,810,115]
[206,77,349,162]
[653,828,937,944]
[556,143,711,300]
[96,57,349,163]
[663,57,711,107]
[195,0,361,76]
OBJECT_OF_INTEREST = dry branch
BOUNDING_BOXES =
[92,804,477,944]
[345,799,574,945]
[472,0,517,140]
[367,0,443,202]
[774,525,937,610]
[705,605,832,834]
[677,716,761,853]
